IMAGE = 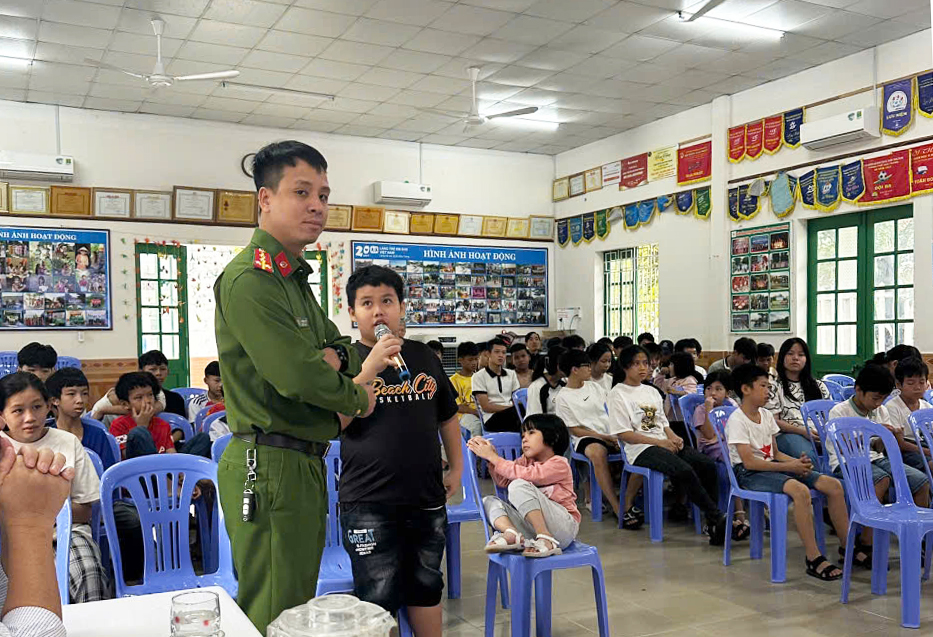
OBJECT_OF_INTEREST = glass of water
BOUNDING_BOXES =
[170,590,222,636]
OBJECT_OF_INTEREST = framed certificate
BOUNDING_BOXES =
[433,213,459,235]
[569,173,585,197]
[584,168,602,192]
[216,190,257,226]
[325,204,352,230]
[529,216,554,240]
[352,206,384,232]
[134,190,172,220]
[458,214,483,237]
[384,210,410,234]
[9,185,50,215]
[552,177,569,201]
[410,212,434,234]
[0,182,7,213]
[173,186,215,223]
[50,186,92,217]
[505,217,530,239]
[93,188,133,219]
[482,216,507,238]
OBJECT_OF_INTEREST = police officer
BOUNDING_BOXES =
[214,141,396,632]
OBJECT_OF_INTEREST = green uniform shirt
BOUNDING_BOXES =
[214,228,367,442]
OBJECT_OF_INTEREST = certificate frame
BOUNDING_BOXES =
[352,206,385,232]
[92,188,133,219]
[325,204,352,231]
[133,190,173,221]
[216,189,257,226]
[584,168,603,192]
[0,182,7,213]
[50,186,92,217]
[173,186,216,223]
[410,212,435,234]
[458,214,483,237]
[569,173,585,197]
[506,217,530,239]
[383,210,411,234]
[529,216,554,240]
[482,216,507,238]
[433,213,459,235]
[9,185,50,215]
[552,177,569,201]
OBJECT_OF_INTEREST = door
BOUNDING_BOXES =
[808,205,913,376]
[136,243,190,388]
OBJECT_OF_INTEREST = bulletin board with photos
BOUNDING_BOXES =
[0,225,111,330]
[351,241,548,327]
[730,222,791,333]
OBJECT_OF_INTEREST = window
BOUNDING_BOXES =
[603,244,659,339]
[136,243,189,388]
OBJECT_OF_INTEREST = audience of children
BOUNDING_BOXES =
[472,338,522,432]
[886,357,933,470]
[708,337,757,374]
[525,345,567,417]
[450,341,483,438]
[91,350,184,426]
[765,338,827,467]
[508,342,533,389]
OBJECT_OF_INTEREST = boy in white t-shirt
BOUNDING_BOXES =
[886,357,933,471]
[608,345,727,545]
[726,364,848,581]
[555,349,623,519]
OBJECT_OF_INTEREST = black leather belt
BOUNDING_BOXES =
[234,431,330,457]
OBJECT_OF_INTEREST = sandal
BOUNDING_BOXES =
[485,529,524,554]
[806,555,843,581]
[838,544,872,569]
[731,518,750,541]
[523,533,562,558]
[622,507,644,530]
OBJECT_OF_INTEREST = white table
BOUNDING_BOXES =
[62,586,260,637]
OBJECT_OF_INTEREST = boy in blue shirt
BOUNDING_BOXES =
[46,367,119,470]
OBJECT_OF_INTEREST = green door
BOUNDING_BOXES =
[136,243,190,388]
[808,205,914,377]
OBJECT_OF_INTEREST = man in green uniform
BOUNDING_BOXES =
[214,141,394,632]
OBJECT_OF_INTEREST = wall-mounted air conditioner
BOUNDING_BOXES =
[373,180,432,207]
[800,107,880,151]
[0,151,75,182]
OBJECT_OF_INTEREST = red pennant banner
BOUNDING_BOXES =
[728,125,746,163]
[910,143,933,195]
[745,120,764,159]
[677,141,712,185]
[763,116,783,154]
[621,153,648,189]
[862,150,911,205]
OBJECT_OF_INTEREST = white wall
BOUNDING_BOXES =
[0,103,556,359]
[553,29,933,353]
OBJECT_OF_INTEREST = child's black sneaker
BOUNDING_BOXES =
[706,513,727,546]
[622,507,644,530]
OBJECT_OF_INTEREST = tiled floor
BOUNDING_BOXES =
[440,478,928,636]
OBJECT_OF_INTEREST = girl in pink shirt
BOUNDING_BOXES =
[468,414,579,558]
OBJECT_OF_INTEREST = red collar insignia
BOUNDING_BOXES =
[253,249,273,273]
[274,251,293,277]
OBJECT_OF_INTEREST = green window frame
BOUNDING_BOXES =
[603,244,659,340]
[135,243,190,388]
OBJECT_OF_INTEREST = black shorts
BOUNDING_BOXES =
[340,501,447,612]
[576,437,615,455]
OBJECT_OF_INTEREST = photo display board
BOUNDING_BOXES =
[352,241,548,327]
[0,225,111,330]
[730,222,791,333]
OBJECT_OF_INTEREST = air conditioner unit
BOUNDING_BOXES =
[373,180,432,207]
[0,151,75,182]
[800,106,880,151]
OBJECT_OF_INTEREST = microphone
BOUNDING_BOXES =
[374,323,411,380]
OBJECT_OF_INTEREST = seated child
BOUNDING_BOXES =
[17,342,57,382]
[586,342,614,394]
[187,360,224,422]
[46,367,119,470]
[509,343,533,389]
[472,338,522,432]
[726,363,849,581]
[0,372,109,601]
[427,340,444,362]
[470,414,579,556]
[91,349,184,426]
[657,352,702,421]
[109,372,177,459]
[609,345,727,545]
[885,357,933,471]
[756,342,777,382]
[555,349,622,519]
[525,346,566,417]
[450,341,483,438]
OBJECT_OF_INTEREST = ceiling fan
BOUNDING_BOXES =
[418,66,538,131]
[84,18,240,88]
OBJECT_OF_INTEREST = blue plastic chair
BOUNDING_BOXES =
[99,454,237,598]
[841,386,855,401]
[822,380,846,403]
[484,433,523,500]
[512,388,528,421]
[0,351,17,376]
[160,412,194,442]
[828,417,933,629]
[925,389,933,404]
[315,440,353,596]
[679,392,729,512]
[172,387,207,408]
[569,444,623,522]
[81,416,121,469]
[194,405,212,434]
[906,409,933,581]
[446,436,484,599]
[203,411,227,437]
[55,499,72,605]
[709,406,826,583]
[211,433,232,463]
[800,400,838,473]
[824,374,855,387]
[55,356,81,370]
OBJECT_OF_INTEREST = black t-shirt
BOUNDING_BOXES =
[163,389,187,418]
[339,340,459,507]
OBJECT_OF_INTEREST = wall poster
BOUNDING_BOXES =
[730,222,791,334]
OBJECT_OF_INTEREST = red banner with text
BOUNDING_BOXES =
[728,125,746,163]
[620,153,648,189]
[745,119,764,159]
[763,116,783,154]
[910,143,933,195]
[862,150,911,205]
[677,141,712,185]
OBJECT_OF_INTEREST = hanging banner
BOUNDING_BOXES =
[569,216,583,245]
[595,209,610,239]
[624,204,639,230]
[798,170,815,209]
[677,140,712,185]
[745,120,764,160]
[556,219,569,247]
[763,115,783,154]
[737,184,760,220]
[675,190,695,215]
[911,143,933,195]
[656,194,673,212]
[647,146,676,181]
[815,165,841,212]
[601,160,622,187]
[841,160,865,203]
[783,108,804,148]
[581,212,596,242]
[881,77,914,136]
[695,187,711,219]
[861,149,911,205]
[728,187,740,221]
[728,126,746,163]
[770,172,796,218]
[918,72,933,118]
[621,154,648,189]
[636,199,656,226]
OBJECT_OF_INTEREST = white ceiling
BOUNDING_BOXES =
[0,0,928,155]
